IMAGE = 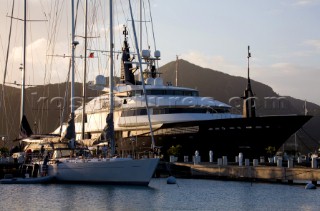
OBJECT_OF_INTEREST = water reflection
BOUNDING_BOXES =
[0,179,320,211]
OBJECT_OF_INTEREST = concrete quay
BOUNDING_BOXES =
[169,162,320,185]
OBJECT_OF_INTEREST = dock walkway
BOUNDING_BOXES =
[166,162,320,185]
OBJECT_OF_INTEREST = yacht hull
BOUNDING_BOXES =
[49,158,159,185]
[117,115,312,160]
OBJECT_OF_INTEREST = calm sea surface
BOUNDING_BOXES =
[1,178,320,211]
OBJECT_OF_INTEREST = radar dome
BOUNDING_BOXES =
[145,77,155,85]
[142,50,151,58]
[154,50,161,58]
[154,77,163,86]
[95,75,106,86]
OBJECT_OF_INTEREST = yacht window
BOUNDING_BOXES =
[166,90,174,95]
[128,90,143,96]
[121,107,229,117]
[192,91,199,96]
[128,89,199,96]
[121,109,147,117]
[153,108,165,115]
[147,90,165,95]
[174,90,183,96]
[183,91,193,96]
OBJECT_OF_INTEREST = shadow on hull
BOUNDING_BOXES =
[117,115,312,161]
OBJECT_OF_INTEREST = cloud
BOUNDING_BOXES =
[269,63,302,75]
[11,38,47,63]
[293,0,320,5]
[255,62,320,104]
[304,39,320,49]
[7,38,70,85]
[180,50,245,77]
[177,51,320,104]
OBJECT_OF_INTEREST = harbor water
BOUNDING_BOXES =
[1,178,320,210]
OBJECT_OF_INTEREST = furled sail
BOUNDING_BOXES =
[19,115,33,139]
[103,113,114,141]
[61,117,75,141]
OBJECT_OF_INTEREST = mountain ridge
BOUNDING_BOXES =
[159,59,320,116]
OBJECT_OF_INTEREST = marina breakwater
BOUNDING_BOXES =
[159,161,320,185]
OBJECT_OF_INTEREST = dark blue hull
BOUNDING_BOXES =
[117,115,312,161]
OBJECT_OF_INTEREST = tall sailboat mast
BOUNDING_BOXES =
[18,0,46,138]
[70,0,77,139]
[109,0,115,155]
[81,0,88,140]
[140,0,142,51]
[20,0,27,123]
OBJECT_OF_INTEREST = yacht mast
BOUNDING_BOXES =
[242,45,256,118]
[140,0,142,51]
[109,0,115,155]
[81,0,88,140]
[20,0,27,123]
[18,0,46,138]
[70,0,77,139]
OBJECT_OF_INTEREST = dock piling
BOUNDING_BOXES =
[209,151,213,163]
[312,157,317,169]
[239,153,243,167]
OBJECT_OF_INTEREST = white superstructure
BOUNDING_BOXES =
[56,83,241,140]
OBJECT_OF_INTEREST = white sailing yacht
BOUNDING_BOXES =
[46,0,159,185]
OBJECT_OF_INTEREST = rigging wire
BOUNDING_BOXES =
[296,132,314,152]
[301,127,320,145]
[2,0,15,86]
[143,1,150,49]
[147,0,159,69]
[59,60,72,136]
[147,0,157,50]
[40,0,66,133]
[1,0,15,142]
[114,1,123,78]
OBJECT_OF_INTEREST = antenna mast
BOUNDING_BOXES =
[248,46,250,80]
[175,55,179,86]
[242,45,256,118]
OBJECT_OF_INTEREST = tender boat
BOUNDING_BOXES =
[0,163,54,184]
[0,175,54,184]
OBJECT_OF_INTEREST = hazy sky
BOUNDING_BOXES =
[152,0,320,105]
[0,0,319,105]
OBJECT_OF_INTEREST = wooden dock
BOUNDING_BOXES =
[164,162,320,185]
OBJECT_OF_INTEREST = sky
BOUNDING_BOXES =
[0,0,319,105]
